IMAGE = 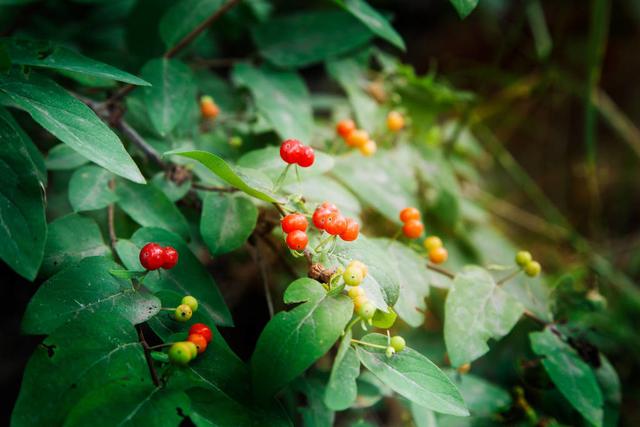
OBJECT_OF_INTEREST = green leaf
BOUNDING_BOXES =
[41,213,110,277]
[237,146,334,184]
[337,0,405,50]
[68,165,118,212]
[251,278,353,397]
[355,333,468,416]
[3,38,149,85]
[444,369,512,416]
[409,403,438,427]
[120,227,233,326]
[0,106,46,183]
[530,328,603,427]
[0,70,145,183]
[159,0,224,47]
[0,107,46,280]
[141,58,196,136]
[444,266,524,367]
[151,172,191,202]
[232,64,313,142]
[449,0,480,18]
[114,179,190,240]
[22,257,161,335]
[201,193,258,255]
[252,10,374,68]
[295,376,335,427]
[64,383,190,427]
[11,313,149,427]
[325,330,360,410]
[45,144,90,170]
[166,149,281,203]
[596,355,621,427]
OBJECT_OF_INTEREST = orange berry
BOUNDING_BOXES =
[429,247,448,264]
[399,207,420,223]
[387,111,404,132]
[187,333,208,354]
[359,140,377,157]
[200,96,220,119]
[402,219,424,239]
[336,119,356,138]
[346,129,369,147]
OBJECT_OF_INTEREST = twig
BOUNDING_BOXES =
[115,119,166,168]
[192,183,237,192]
[136,325,160,386]
[496,268,522,285]
[427,263,455,279]
[272,202,287,217]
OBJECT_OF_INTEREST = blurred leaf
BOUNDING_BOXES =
[449,0,479,19]
[444,370,511,416]
[201,193,258,255]
[252,10,374,68]
[336,0,405,50]
[410,403,438,427]
[68,165,117,212]
[296,376,335,427]
[22,257,161,335]
[232,63,313,142]
[325,330,360,411]
[596,355,621,427]
[159,0,223,47]
[0,70,145,183]
[45,144,90,170]
[151,172,191,202]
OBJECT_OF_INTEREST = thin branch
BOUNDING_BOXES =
[136,325,160,386]
[496,268,522,285]
[192,182,238,192]
[427,263,455,279]
[115,119,166,168]
[272,202,287,217]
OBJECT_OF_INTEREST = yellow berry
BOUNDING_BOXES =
[184,341,198,360]
[174,304,193,322]
[359,140,377,157]
[424,236,443,252]
[515,251,533,267]
[348,260,368,277]
[524,261,541,277]
[348,287,365,299]
[181,295,198,312]
[390,336,406,352]
[457,363,471,374]
[386,111,405,132]
[343,265,364,286]
[346,129,369,147]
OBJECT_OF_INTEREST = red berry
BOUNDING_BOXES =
[312,207,332,230]
[139,243,166,271]
[286,230,308,251]
[402,219,424,239]
[280,139,302,164]
[281,213,308,233]
[187,333,208,354]
[297,146,315,167]
[336,119,356,138]
[163,246,179,269]
[399,207,421,223]
[340,218,360,241]
[325,213,347,236]
[189,323,213,343]
[320,202,338,212]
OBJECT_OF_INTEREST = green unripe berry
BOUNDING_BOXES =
[357,302,376,320]
[385,346,396,358]
[184,341,198,360]
[390,336,406,352]
[515,251,532,267]
[168,342,192,365]
[174,304,193,322]
[524,261,541,277]
[343,265,364,286]
[181,295,198,312]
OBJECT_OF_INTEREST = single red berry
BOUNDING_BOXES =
[336,119,356,138]
[280,139,302,164]
[325,213,347,236]
[297,146,315,167]
[189,323,213,343]
[340,218,360,241]
[187,333,208,354]
[399,207,421,223]
[139,243,166,271]
[281,213,308,233]
[163,246,179,269]
[320,202,339,212]
[312,207,332,230]
[286,230,308,251]
[402,219,424,239]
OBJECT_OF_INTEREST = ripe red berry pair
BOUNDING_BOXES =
[139,243,179,271]
[313,202,359,241]
[399,207,424,239]
[281,213,309,251]
[280,139,315,167]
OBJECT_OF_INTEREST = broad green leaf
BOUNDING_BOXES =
[0,106,46,183]
[64,383,190,427]
[238,146,334,184]
[151,172,191,202]
[596,355,621,427]
[167,149,281,203]
[45,144,90,170]
[114,179,190,240]
[378,239,430,327]
[159,0,223,47]
[325,330,360,410]
[0,107,46,280]
[201,193,258,255]
[121,227,233,326]
[337,0,405,50]
[530,328,603,427]
[68,165,117,212]
[0,70,145,183]
[41,213,110,277]
[356,333,468,416]
[326,56,380,133]
[251,278,353,397]
[449,0,480,18]
[11,313,148,427]
[232,64,313,142]
[252,10,374,68]
[283,176,361,218]
[444,266,524,367]
[22,257,161,335]
[323,236,400,310]
[444,370,511,416]
[3,38,149,85]
[141,58,196,136]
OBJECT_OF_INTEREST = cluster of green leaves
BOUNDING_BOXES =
[0,0,619,426]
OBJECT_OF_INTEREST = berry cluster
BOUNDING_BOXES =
[399,207,424,239]
[281,213,309,251]
[168,323,213,365]
[336,119,377,157]
[139,243,179,271]
[386,111,405,132]
[385,335,406,358]
[200,95,220,119]
[515,251,542,277]
[344,261,375,319]
[280,139,315,167]
[424,236,448,265]
[313,202,360,241]
[174,295,198,322]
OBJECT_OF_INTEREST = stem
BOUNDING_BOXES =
[272,202,287,217]
[192,182,237,192]
[496,268,522,285]
[136,325,160,386]
[351,339,387,350]
[115,119,166,168]
[273,164,291,192]
[344,316,361,333]
[426,263,455,279]
[147,342,175,350]
[249,241,274,318]
[314,234,336,252]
